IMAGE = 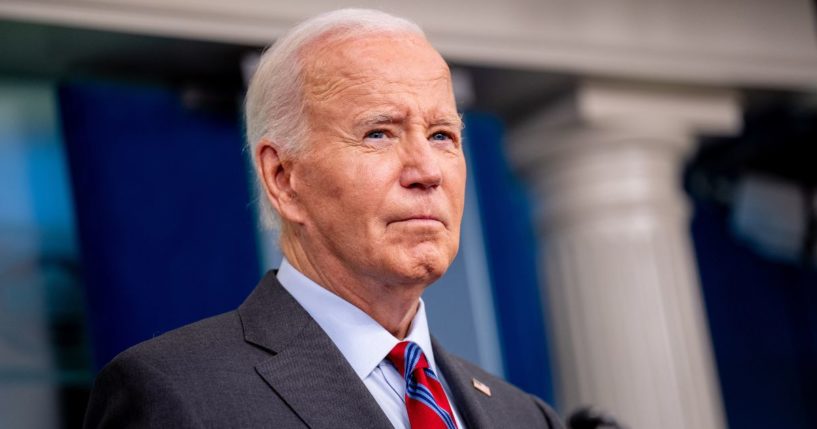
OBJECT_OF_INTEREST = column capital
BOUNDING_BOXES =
[509,79,742,172]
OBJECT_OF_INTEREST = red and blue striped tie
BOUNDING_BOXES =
[388,341,459,429]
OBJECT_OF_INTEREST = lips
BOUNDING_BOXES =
[388,214,446,227]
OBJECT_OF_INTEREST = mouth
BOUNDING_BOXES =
[388,215,446,227]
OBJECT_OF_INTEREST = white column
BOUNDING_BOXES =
[509,80,740,429]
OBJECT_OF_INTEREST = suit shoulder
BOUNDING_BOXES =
[84,314,244,429]
[87,311,285,428]
[106,310,246,371]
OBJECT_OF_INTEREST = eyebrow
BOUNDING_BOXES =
[357,113,406,127]
[356,112,464,130]
[430,116,465,130]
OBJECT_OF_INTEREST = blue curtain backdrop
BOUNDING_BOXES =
[463,111,555,404]
[692,201,817,429]
[58,81,260,369]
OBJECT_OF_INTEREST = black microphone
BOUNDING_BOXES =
[568,406,626,429]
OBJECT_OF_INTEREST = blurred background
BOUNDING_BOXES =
[1,1,816,428]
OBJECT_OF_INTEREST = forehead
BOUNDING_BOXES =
[301,34,455,114]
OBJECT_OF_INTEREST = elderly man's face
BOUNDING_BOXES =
[290,34,465,286]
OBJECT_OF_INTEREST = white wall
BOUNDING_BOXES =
[1,0,816,89]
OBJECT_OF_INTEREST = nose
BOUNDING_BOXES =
[399,133,442,190]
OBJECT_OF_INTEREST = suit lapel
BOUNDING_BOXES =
[238,272,392,429]
[433,338,496,429]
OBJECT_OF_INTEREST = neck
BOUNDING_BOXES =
[279,232,425,339]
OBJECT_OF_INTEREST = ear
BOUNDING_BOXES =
[256,140,306,225]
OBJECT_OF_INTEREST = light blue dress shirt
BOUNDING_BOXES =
[277,258,466,429]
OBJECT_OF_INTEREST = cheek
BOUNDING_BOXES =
[448,160,467,208]
[348,158,398,199]
[306,174,343,207]
[293,162,346,223]
[326,182,344,200]
[314,156,397,224]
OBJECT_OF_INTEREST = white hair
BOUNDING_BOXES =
[245,8,426,229]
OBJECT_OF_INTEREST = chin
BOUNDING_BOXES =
[390,244,454,285]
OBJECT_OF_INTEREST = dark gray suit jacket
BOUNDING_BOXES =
[84,271,564,428]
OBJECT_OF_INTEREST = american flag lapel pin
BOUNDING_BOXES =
[472,378,492,397]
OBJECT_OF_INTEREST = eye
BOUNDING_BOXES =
[429,131,458,146]
[365,130,388,140]
[429,131,452,141]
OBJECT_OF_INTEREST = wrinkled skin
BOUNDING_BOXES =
[257,33,465,337]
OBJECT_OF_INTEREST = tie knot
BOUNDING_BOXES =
[387,341,429,380]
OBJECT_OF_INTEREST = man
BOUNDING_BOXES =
[84,8,564,429]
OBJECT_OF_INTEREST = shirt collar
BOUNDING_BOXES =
[276,257,437,380]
